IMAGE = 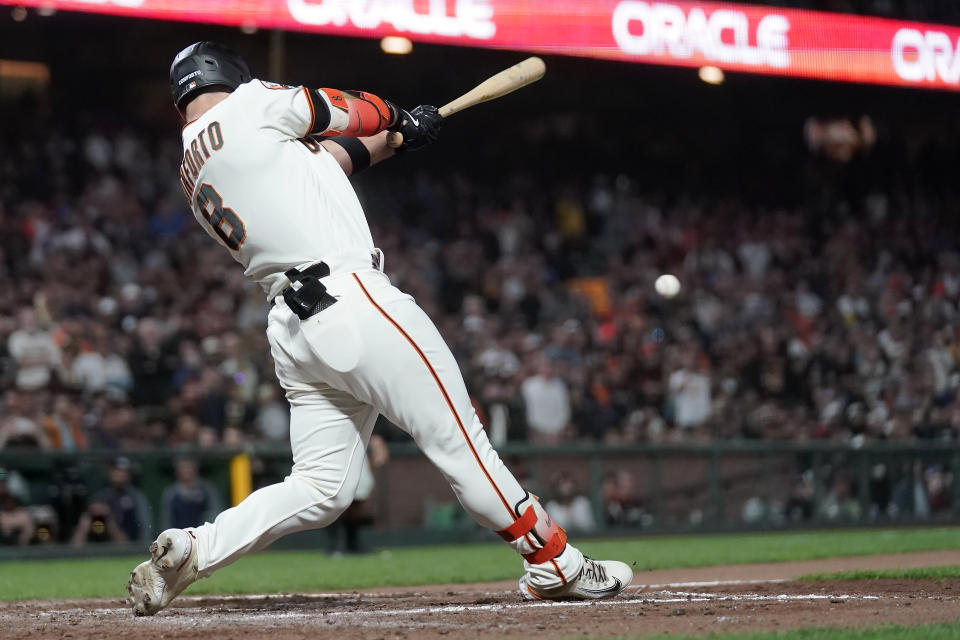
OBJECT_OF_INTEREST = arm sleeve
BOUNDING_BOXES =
[317,88,399,137]
[254,80,397,139]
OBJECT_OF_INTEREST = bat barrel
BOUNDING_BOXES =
[386,57,546,149]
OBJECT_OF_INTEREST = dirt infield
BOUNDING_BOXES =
[4,550,960,639]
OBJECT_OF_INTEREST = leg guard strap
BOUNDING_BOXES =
[521,527,567,565]
[496,505,537,542]
[498,492,568,565]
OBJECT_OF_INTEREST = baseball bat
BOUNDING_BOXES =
[386,56,546,148]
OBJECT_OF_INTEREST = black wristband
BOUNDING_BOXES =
[328,137,371,174]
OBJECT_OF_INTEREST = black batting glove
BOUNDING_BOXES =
[389,105,442,151]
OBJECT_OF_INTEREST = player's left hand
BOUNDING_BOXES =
[391,105,442,151]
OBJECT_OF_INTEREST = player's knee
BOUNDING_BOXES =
[325,487,357,517]
[289,473,357,523]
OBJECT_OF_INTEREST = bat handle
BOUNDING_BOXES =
[387,107,449,149]
[386,131,404,148]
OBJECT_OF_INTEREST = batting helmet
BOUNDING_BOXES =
[170,41,251,111]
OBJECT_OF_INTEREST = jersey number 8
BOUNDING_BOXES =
[196,183,246,250]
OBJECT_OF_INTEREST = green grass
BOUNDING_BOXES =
[800,565,960,582]
[1,527,958,601]
[583,622,960,639]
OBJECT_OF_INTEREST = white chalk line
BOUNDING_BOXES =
[21,590,887,624]
[637,578,788,589]
[308,592,884,619]
[167,577,789,603]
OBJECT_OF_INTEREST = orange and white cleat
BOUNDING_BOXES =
[519,557,633,601]
[126,528,199,616]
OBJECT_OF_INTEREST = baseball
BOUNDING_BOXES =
[655,273,681,298]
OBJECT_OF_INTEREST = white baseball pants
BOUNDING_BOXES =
[189,265,584,590]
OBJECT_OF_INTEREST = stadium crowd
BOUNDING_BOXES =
[2,98,960,454]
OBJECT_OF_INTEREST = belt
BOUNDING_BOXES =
[274,261,336,319]
[272,251,382,309]
[271,262,329,305]
[299,261,331,280]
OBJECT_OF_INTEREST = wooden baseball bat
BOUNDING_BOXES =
[386,56,546,148]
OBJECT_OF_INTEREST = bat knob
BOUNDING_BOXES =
[386,131,404,148]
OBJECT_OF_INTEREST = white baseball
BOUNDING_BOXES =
[655,274,681,298]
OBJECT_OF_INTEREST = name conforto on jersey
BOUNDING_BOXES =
[179,121,224,199]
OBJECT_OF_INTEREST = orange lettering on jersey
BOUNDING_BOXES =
[182,147,198,179]
[208,122,224,150]
[180,121,225,205]
[297,136,323,154]
[190,140,205,172]
[179,166,195,200]
[197,129,210,158]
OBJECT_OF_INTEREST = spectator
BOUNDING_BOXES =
[254,384,290,442]
[925,465,952,514]
[818,474,862,521]
[0,390,50,450]
[0,467,35,545]
[667,347,711,430]
[128,318,176,408]
[39,394,87,451]
[742,494,781,525]
[783,473,815,522]
[890,460,930,519]
[71,457,152,544]
[602,470,648,528]
[521,356,571,445]
[69,331,133,396]
[160,457,222,530]
[7,307,61,391]
[46,464,90,543]
[543,472,596,532]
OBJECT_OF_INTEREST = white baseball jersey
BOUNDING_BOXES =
[178,79,373,299]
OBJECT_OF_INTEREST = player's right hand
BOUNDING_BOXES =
[390,105,442,151]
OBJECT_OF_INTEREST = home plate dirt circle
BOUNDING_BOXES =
[4,551,960,640]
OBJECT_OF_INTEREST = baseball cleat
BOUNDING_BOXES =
[519,557,633,601]
[126,528,199,616]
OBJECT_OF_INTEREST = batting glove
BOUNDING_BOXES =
[390,105,442,151]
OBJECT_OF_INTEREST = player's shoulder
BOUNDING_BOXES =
[240,79,306,97]
[255,79,299,91]
[232,79,307,108]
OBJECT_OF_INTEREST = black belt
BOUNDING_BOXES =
[299,262,331,279]
[275,261,336,320]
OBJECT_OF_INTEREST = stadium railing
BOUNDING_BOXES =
[1,441,957,559]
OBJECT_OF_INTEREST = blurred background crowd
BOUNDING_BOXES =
[2,102,960,454]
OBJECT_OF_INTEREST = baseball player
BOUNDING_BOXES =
[126,41,632,616]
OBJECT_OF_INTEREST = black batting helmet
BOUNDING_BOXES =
[170,41,251,111]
